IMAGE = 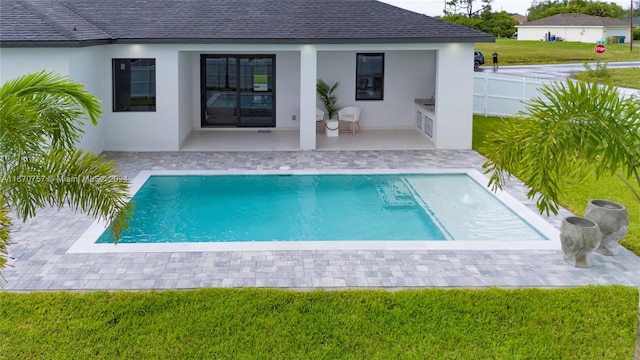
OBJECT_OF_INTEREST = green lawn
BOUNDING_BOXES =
[574,67,640,89]
[0,287,636,359]
[475,38,640,65]
[603,67,640,89]
[473,115,640,255]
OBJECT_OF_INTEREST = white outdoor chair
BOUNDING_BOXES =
[338,106,361,135]
[316,108,325,133]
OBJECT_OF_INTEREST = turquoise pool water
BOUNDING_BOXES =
[96,174,547,244]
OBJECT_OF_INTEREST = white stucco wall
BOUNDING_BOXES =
[605,27,632,40]
[0,47,105,153]
[434,43,474,149]
[518,26,603,42]
[101,44,180,151]
[317,50,436,129]
[2,42,472,151]
[275,51,301,129]
[177,51,193,147]
[299,45,317,151]
[517,26,630,43]
[69,47,105,154]
[0,48,70,82]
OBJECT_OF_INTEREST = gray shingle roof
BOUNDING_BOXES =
[0,0,111,43]
[522,13,629,27]
[1,0,494,46]
[621,16,640,26]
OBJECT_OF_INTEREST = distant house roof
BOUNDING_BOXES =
[621,16,640,26]
[0,0,494,47]
[521,13,629,27]
[510,14,527,24]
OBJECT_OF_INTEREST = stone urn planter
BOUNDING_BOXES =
[560,216,601,268]
[584,199,629,256]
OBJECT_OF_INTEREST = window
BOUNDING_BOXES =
[355,53,384,101]
[113,59,156,112]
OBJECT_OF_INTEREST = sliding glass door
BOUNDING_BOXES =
[201,55,275,127]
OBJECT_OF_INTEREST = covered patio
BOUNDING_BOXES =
[1,0,496,154]
[180,128,435,151]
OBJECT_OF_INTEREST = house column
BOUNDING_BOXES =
[434,44,474,149]
[299,45,317,150]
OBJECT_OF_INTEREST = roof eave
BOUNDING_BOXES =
[0,39,112,48]
[0,35,495,48]
[111,36,496,45]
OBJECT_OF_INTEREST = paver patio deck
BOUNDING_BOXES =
[3,150,639,290]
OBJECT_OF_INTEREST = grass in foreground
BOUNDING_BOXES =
[475,38,640,66]
[573,66,640,89]
[473,115,640,255]
[0,287,636,359]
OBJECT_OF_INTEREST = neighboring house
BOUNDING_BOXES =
[516,13,630,43]
[0,0,493,152]
[621,16,640,28]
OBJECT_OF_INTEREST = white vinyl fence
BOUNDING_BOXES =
[473,73,639,117]
[473,73,551,117]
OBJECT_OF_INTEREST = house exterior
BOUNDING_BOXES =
[516,13,630,43]
[0,0,493,152]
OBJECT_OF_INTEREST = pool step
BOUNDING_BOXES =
[391,180,412,198]
[377,181,416,208]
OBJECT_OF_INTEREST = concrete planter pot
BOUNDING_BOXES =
[561,216,601,268]
[324,119,339,137]
[584,199,629,256]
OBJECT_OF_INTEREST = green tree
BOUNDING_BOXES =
[528,0,626,21]
[483,79,640,216]
[440,13,484,30]
[441,11,516,37]
[479,74,640,360]
[478,11,519,37]
[445,0,493,17]
[0,71,133,269]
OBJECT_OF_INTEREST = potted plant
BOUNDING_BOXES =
[316,79,340,120]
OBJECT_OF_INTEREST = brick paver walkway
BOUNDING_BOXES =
[3,150,639,290]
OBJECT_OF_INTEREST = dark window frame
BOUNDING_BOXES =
[112,58,156,112]
[355,53,384,101]
[199,54,276,128]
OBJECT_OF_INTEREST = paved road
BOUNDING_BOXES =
[476,61,640,97]
[476,61,640,80]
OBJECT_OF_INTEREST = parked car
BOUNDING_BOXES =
[474,51,485,70]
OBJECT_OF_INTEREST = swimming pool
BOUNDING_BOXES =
[69,169,560,253]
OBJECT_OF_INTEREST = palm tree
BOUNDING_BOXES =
[483,79,640,215]
[316,79,340,120]
[0,71,133,270]
[481,79,640,359]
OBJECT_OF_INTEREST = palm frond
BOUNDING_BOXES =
[1,148,133,242]
[0,197,11,270]
[0,70,102,151]
[0,71,130,251]
[483,79,640,215]
[316,79,340,119]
